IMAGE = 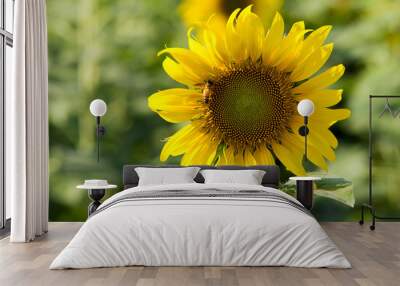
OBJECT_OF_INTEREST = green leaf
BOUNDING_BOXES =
[314,185,355,208]
[280,177,355,208]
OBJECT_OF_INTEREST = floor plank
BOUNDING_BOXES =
[0,222,398,286]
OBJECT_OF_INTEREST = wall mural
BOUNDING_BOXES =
[149,5,350,176]
[47,0,400,222]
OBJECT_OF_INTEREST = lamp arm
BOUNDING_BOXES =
[304,116,308,163]
[95,117,106,163]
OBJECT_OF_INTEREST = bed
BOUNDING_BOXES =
[50,165,350,269]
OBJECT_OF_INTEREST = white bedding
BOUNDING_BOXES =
[50,183,351,269]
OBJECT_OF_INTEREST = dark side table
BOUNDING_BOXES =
[289,177,321,210]
[76,181,117,217]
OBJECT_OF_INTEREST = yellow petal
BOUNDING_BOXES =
[244,148,257,165]
[187,28,217,67]
[254,145,275,165]
[307,144,328,170]
[313,108,351,126]
[308,131,336,161]
[273,35,304,71]
[148,88,202,107]
[181,132,218,165]
[298,25,332,60]
[225,8,244,62]
[272,142,306,176]
[236,6,264,62]
[234,149,245,165]
[291,43,334,82]
[201,19,230,64]
[170,126,205,158]
[292,64,345,94]
[162,57,201,86]
[287,21,306,39]
[274,44,303,71]
[262,12,284,65]
[185,136,219,165]
[290,116,336,161]
[308,123,338,148]
[180,131,210,165]
[216,147,227,165]
[198,26,227,66]
[297,89,343,108]
[154,110,202,123]
[284,133,328,171]
[159,48,214,80]
[160,124,198,161]
[270,21,307,69]
[217,145,235,165]
[200,138,220,165]
[148,88,203,123]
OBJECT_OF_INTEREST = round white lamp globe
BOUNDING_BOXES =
[297,99,315,117]
[89,99,107,117]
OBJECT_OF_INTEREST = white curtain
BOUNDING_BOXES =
[7,0,49,242]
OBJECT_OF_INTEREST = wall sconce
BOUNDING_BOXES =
[89,99,107,162]
[297,99,315,163]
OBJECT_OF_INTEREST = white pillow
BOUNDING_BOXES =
[135,167,200,186]
[200,169,266,185]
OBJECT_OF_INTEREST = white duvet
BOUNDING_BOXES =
[50,183,351,269]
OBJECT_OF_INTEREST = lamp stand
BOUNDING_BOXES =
[88,189,105,216]
[96,116,106,163]
[298,116,309,163]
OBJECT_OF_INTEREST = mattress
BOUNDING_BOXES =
[50,183,350,269]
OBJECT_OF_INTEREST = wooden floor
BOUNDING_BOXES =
[0,222,398,286]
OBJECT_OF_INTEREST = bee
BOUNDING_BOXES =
[202,80,213,104]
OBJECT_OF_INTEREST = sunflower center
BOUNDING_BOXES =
[205,63,297,147]
[220,0,252,17]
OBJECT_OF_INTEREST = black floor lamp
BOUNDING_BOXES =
[89,99,107,162]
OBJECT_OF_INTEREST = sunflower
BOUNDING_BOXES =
[179,0,282,30]
[148,6,350,175]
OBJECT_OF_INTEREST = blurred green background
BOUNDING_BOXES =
[47,0,400,221]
